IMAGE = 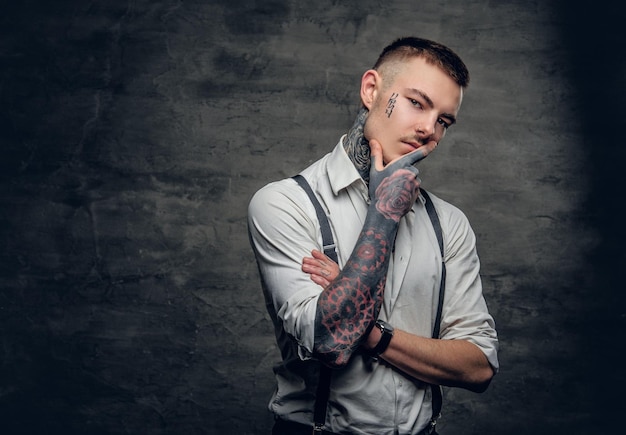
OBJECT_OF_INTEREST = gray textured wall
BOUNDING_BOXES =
[1,1,624,434]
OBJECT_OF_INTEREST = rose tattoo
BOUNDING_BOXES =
[374,169,420,221]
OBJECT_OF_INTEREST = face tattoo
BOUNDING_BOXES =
[385,92,398,118]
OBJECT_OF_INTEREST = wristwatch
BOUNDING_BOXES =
[371,319,394,357]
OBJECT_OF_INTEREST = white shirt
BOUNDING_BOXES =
[248,138,499,435]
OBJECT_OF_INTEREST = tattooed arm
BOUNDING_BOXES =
[305,229,496,392]
[305,205,496,392]
[312,139,434,367]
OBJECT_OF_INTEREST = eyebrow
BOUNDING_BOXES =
[406,88,457,125]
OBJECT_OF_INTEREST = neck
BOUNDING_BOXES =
[342,107,371,184]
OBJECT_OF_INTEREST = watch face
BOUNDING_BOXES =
[377,320,393,334]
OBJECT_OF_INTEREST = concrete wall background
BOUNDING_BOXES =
[1,0,624,434]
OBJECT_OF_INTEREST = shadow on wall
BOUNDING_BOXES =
[556,1,626,432]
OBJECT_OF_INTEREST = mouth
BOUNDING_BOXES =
[403,141,422,150]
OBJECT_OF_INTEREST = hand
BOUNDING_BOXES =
[302,249,340,288]
[368,139,435,221]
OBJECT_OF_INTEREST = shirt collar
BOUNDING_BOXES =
[327,135,364,195]
[326,135,427,206]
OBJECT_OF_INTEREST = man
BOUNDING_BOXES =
[248,36,499,435]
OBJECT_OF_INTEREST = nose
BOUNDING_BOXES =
[415,113,441,140]
[415,119,435,138]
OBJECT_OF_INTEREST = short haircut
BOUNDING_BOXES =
[373,36,470,88]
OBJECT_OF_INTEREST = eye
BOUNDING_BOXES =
[437,118,452,129]
[409,98,422,109]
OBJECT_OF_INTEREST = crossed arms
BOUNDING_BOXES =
[303,140,495,392]
[249,140,496,392]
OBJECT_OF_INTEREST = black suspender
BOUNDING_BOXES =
[421,188,446,430]
[292,174,446,432]
[292,175,338,264]
[292,174,335,431]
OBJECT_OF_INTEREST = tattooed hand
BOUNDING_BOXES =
[368,139,435,221]
[302,249,340,288]
[312,139,437,367]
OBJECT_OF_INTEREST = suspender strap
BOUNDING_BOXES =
[291,175,336,431]
[422,189,446,337]
[292,175,338,263]
[313,364,332,432]
[421,189,446,427]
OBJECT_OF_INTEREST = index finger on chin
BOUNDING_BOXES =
[406,141,437,166]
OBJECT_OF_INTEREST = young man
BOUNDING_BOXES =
[248,37,499,435]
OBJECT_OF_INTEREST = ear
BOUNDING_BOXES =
[360,69,380,110]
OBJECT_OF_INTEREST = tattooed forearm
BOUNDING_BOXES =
[315,110,423,367]
[314,219,397,367]
[343,107,371,183]
[313,175,417,366]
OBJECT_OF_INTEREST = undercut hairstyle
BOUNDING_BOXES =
[373,36,470,88]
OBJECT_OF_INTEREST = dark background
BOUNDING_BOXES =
[1,1,624,434]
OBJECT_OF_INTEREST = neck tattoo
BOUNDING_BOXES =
[342,107,371,184]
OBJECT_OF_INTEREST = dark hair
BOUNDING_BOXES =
[373,36,469,88]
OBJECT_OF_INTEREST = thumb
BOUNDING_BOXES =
[368,139,384,171]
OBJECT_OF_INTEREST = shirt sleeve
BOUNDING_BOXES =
[439,203,500,372]
[247,179,324,359]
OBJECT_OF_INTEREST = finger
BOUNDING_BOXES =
[418,140,438,159]
[403,165,420,178]
[310,274,330,288]
[386,140,436,168]
[301,261,315,273]
[368,139,384,171]
[302,259,329,273]
[311,249,330,262]
[404,140,438,166]
[318,267,331,277]
[302,256,318,267]
[312,249,341,274]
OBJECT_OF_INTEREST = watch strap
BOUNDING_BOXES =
[371,319,394,356]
